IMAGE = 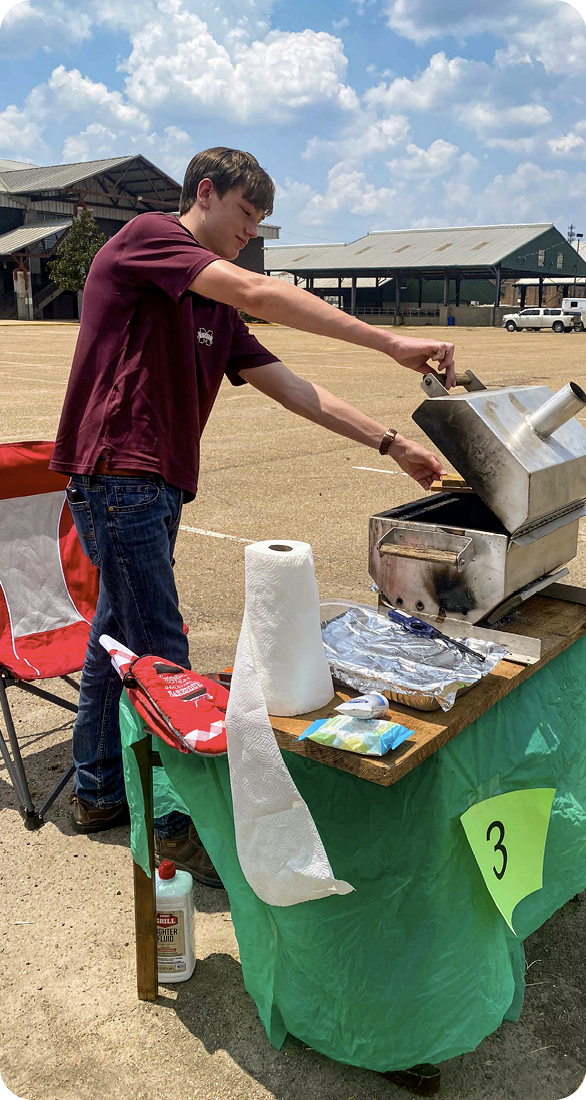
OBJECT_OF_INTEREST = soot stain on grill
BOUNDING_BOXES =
[427,566,477,614]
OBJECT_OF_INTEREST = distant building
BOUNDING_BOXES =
[265,223,586,327]
[0,156,279,320]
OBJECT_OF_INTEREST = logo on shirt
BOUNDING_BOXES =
[197,327,214,346]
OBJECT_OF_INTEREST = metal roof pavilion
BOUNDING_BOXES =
[0,155,181,210]
[0,220,71,257]
[265,223,586,281]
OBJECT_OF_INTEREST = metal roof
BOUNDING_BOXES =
[0,158,37,173]
[265,243,344,269]
[265,224,556,273]
[0,220,71,256]
[0,155,181,208]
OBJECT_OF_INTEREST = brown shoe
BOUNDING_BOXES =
[70,794,130,834]
[154,824,223,888]
[383,1064,441,1096]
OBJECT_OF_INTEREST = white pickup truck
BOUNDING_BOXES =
[502,307,583,332]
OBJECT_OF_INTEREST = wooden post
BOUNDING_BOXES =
[131,736,158,1001]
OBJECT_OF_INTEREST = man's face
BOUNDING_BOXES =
[203,185,265,259]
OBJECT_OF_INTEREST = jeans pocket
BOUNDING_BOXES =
[68,500,100,567]
[112,482,161,511]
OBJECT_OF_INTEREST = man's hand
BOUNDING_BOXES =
[388,434,447,491]
[386,335,456,389]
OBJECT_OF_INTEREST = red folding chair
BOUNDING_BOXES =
[0,441,99,829]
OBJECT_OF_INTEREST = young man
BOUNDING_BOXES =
[50,147,454,887]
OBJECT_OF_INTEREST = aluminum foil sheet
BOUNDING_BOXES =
[320,602,508,712]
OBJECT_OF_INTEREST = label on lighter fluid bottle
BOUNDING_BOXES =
[157,909,186,973]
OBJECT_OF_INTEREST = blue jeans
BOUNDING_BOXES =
[68,473,191,838]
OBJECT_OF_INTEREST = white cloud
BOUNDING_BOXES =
[365,52,492,114]
[0,0,92,57]
[304,115,409,161]
[454,161,586,225]
[387,139,460,180]
[383,0,586,75]
[0,0,277,53]
[549,130,586,156]
[121,15,357,122]
[48,66,150,130]
[62,123,120,162]
[275,177,316,206]
[0,104,47,157]
[301,161,398,224]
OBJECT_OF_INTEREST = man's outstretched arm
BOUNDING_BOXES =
[239,360,447,491]
[190,261,456,388]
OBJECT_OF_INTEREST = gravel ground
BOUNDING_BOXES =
[0,320,585,1100]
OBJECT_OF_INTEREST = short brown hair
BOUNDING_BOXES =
[179,147,274,217]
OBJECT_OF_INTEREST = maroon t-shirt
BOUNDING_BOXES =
[50,212,277,496]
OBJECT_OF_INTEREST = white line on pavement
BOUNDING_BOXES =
[179,524,254,543]
[352,466,408,475]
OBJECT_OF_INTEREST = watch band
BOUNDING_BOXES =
[379,428,398,456]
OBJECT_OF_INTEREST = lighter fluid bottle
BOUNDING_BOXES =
[156,859,196,982]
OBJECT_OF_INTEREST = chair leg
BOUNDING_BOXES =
[0,674,76,830]
[0,675,38,824]
[131,735,158,1001]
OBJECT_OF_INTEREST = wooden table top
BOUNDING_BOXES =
[269,594,586,788]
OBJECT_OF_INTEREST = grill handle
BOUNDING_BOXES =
[376,528,474,572]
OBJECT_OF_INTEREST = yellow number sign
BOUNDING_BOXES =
[460,788,555,934]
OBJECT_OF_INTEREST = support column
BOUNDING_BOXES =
[350,275,356,316]
[394,273,401,325]
[455,277,461,307]
[492,263,502,327]
[417,277,423,310]
[520,284,527,309]
[494,264,502,307]
[538,277,543,307]
[443,273,450,307]
[13,265,33,321]
[293,275,298,287]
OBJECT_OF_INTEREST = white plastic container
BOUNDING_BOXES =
[156,859,196,982]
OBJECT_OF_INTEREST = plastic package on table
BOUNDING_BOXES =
[120,636,586,1072]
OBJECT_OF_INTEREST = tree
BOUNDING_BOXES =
[49,210,107,293]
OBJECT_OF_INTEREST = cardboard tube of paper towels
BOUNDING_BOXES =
[243,539,334,716]
[225,540,353,906]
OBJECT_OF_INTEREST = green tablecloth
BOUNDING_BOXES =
[121,636,586,1072]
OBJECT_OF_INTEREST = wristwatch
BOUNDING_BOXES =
[379,428,398,456]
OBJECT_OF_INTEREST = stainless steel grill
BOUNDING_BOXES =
[369,372,586,626]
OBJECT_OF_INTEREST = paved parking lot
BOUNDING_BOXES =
[0,320,585,1100]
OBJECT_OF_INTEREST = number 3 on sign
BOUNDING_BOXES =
[486,820,507,880]
[460,789,555,934]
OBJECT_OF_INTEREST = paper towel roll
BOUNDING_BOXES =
[225,539,353,907]
[244,540,334,716]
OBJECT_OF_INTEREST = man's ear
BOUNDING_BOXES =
[196,178,214,209]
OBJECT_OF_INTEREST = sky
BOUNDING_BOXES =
[1,0,586,244]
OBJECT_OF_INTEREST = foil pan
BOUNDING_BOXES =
[320,601,508,712]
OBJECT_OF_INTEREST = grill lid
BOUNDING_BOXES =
[412,374,586,537]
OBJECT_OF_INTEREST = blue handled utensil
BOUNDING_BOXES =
[388,608,486,663]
